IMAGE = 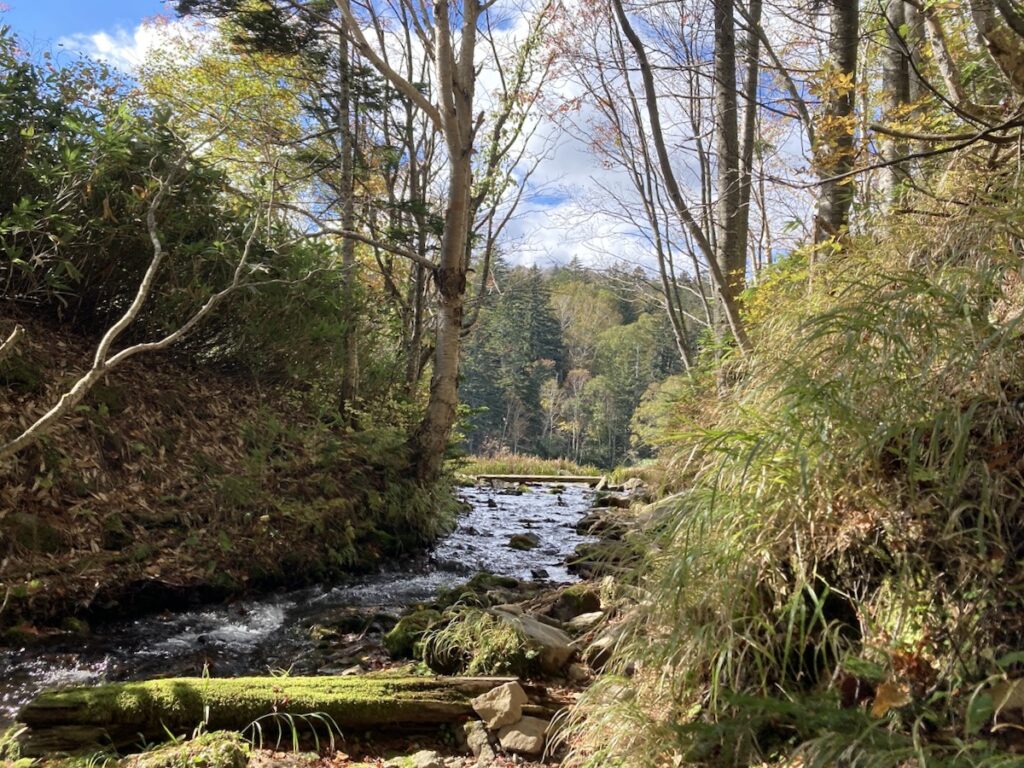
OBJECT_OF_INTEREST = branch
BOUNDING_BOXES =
[0,173,275,464]
[0,325,24,364]
[811,112,1024,187]
[869,122,1021,144]
[333,0,443,130]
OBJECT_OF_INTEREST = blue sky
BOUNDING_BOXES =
[3,0,165,48]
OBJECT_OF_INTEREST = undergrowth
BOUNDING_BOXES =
[563,175,1024,766]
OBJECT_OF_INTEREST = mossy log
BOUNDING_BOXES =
[17,675,559,756]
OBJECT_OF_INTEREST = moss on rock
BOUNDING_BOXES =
[383,608,442,658]
[122,732,248,768]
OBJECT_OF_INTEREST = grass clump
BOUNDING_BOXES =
[421,607,538,676]
[563,183,1024,766]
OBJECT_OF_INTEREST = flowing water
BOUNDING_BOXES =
[0,483,596,723]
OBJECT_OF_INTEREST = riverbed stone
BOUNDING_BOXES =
[463,720,497,762]
[566,611,604,634]
[497,716,549,757]
[472,681,529,729]
[384,751,444,768]
[508,533,540,550]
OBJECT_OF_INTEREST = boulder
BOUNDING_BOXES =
[462,721,496,762]
[585,626,623,670]
[471,681,529,729]
[383,608,441,658]
[494,611,573,674]
[549,583,601,621]
[497,716,549,757]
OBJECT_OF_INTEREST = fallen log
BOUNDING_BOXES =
[17,675,561,756]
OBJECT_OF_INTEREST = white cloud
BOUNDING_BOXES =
[56,18,212,72]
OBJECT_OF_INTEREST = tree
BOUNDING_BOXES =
[813,0,860,243]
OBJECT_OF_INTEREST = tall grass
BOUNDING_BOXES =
[562,180,1024,766]
[457,451,601,477]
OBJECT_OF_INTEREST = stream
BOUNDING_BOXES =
[0,483,596,724]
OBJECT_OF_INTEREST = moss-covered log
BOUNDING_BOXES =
[17,675,558,756]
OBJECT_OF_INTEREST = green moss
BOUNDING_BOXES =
[125,732,248,768]
[22,676,476,743]
[434,571,522,609]
[383,609,442,658]
[551,583,601,620]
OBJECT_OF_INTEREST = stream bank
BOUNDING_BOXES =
[4,480,651,767]
[1,484,598,723]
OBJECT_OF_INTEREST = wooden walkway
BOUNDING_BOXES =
[475,473,605,486]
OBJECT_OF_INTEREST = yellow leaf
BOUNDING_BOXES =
[871,681,911,717]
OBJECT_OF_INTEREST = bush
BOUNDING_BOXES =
[565,178,1024,766]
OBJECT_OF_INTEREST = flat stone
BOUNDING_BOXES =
[384,750,444,768]
[497,716,549,757]
[472,681,529,729]
[566,611,604,634]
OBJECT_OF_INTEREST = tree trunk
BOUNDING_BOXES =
[814,0,859,244]
[338,22,360,415]
[881,0,912,201]
[713,0,745,318]
[410,151,473,482]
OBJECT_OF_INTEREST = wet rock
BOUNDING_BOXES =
[568,538,642,578]
[472,681,529,729]
[575,509,628,539]
[594,494,630,509]
[530,568,549,580]
[508,533,540,551]
[462,720,497,762]
[566,611,604,634]
[486,498,498,508]
[497,716,549,757]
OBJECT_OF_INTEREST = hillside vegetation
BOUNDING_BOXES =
[566,170,1024,765]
